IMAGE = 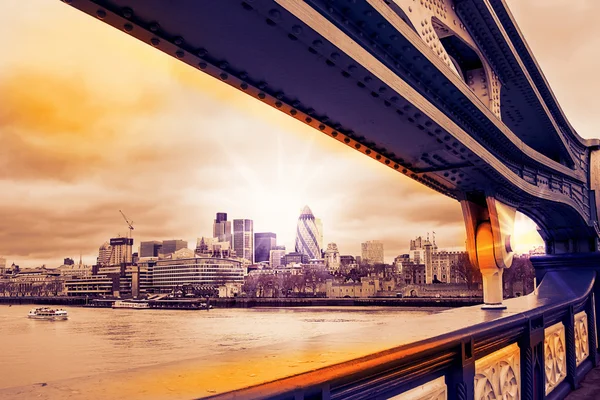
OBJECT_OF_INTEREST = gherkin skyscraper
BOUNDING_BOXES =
[295,206,321,259]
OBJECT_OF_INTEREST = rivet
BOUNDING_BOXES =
[331,52,340,60]
[241,83,248,90]
[175,50,184,58]
[344,138,350,143]
[258,93,266,99]
[385,160,390,165]
[151,38,160,46]
[290,109,297,115]
[365,149,371,155]
[319,124,326,130]
[275,92,284,100]
[239,72,248,79]
[96,9,106,19]
[258,82,267,89]
[124,23,133,32]
[348,65,357,72]
[122,8,133,18]
[174,37,184,46]
[220,73,228,80]
[292,101,301,108]
[355,143,361,149]
[312,40,323,48]
[305,117,312,123]
[199,62,207,69]
[394,164,399,169]
[376,155,381,160]
[149,22,160,32]
[332,131,338,137]
[221,62,230,70]
[197,48,207,57]
[275,101,282,107]
[292,25,302,35]
[268,9,281,19]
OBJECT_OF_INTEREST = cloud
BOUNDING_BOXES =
[0,0,552,267]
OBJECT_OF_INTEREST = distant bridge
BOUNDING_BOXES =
[57,0,600,398]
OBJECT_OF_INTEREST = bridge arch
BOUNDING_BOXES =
[431,16,500,119]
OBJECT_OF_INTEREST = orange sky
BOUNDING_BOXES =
[1,0,592,267]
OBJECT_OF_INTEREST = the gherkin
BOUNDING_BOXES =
[295,205,321,259]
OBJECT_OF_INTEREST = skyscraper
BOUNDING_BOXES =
[213,212,232,246]
[233,219,254,263]
[254,232,277,263]
[98,242,112,266]
[269,246,286,268]
[295,205,321,259]
[108,237,134,265]
[361,240,384,264]
[161,240,188,256]
[139,240,163,257]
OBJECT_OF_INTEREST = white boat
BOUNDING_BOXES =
[28,307,69,320]
[112,300,150,309]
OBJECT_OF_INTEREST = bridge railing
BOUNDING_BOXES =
[208,267,597,400]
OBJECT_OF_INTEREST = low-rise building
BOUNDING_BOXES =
[152,256,244,290]
[326,277,381,298]
[65,274,119,297]
[282,252,309,266]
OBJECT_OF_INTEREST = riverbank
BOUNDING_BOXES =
[0,296,482,308]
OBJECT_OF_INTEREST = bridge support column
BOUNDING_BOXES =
[461,196,516,308]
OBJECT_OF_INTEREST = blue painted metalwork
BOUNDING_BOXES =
[55,0,600,398]
[59,0,600,252]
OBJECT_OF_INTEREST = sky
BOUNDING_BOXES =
[0,0,593,267]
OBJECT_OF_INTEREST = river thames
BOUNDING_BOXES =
[0,304,442,390]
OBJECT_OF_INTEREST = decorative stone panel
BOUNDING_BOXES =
[474,342,520,400]
[545,322,567,395]
[575,311,589,366]
[388,376,446,400]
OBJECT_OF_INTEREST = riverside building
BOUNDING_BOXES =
[152,256,244,289]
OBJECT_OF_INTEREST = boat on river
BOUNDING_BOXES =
[112,300,150,309]
[28,307,69,320]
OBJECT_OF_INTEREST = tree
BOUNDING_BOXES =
[402,263,421,285]
[453,254,481,290]
[302,267,330,296]
[504,257,535,295]
[242,275,260,298]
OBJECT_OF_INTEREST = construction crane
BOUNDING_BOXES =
[119,210,134,239]
[119,210,135,267]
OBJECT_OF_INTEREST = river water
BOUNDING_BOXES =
[0,304,442,389]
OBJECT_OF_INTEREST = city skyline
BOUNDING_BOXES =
[2,0,593,267]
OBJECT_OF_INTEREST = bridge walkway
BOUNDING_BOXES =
[566,366,600,399]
